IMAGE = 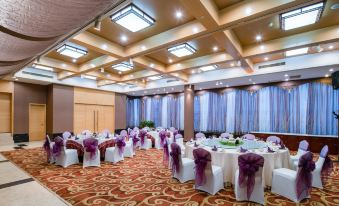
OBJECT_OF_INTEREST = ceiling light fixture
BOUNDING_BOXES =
[328,45,334,50]
[111,4,155,32]
[285,47,309,57]
[284,74,289,77]
[31,64,54,72]
[148,75,163,81]
[325,74,329,78]
[213,46,218,51]
[120,35,128,42]
[168,58,173,63]
[168,43,196,57]
[280,2,324,30]
[57,44,87,59]
[100,68,104,73]
[200,65,217,72]
[255,35,262,41]
[175,11,183,18]
[112,62,133,72]
[72,59,77,63]
[329,68,334,72]
[264,57,269,61]
[81,75,97,80]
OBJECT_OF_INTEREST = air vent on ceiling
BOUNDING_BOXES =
[166,79,179,83]
[22,71,53,79]
[258,62,285,69]
[290,75,301,79]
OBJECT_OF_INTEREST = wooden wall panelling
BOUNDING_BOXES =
[0,93,11,133]
[0,81,14,134]
[74,87,115,106]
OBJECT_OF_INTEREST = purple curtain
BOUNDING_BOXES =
[170,143,181,174]
[238,153,264,200]
[52,136,64,158]
[83,138,98,160]
[296,152,316,199]
[193,148,211,187]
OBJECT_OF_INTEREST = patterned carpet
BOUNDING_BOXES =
[1,148,338,206]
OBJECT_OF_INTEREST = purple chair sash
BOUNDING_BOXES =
[115,136,126,156]
[296,152,316,199]
[43,135,51,162]
[238,153,264,200]
[139,130,147,146]
[159,130,167,147]
[319,145,333,184]
[163,140,169,165]
[170,143,181,174]
[83,138,98,160]
[52,136,64,158]
[193,148,211,187]
[299,140,309,151]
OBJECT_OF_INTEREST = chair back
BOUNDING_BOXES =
[82,130,92,136]
[115,136,126,157]
[242,134,255,140]
[266,136,281,144]
[195,132,205,140]
[143,127,150,132]
[163,138,169,165]
[43,135,51,162]
[120,130,128,137]
[83,138,98,160]
[169,127,176,132]
[173,129,179,137]
[299,140,309,151]
[296,152,315,199]
[174,134,183,141]
[220,133,230,139]
[193,148,212,187]
[319,145,333,183]
[170,143,182,174]
[320,145,328,158]
[52,136,65,157]
[238,153,264,200]
[98,139,115,158]
[101,129,110,138]
[133,127,139,132]
[159,130,167,147]
[62,131,72,139]
[127,128,132,135]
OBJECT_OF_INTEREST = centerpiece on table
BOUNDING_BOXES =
[219,137,244,146]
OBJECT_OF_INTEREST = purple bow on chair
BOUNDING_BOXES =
[170,143,181,174]
[193,148,211,187]
[159,130,167,147]
[139,130,147,146]
[115,136,126,156]
[296,152,316,199]
[52,136,64,158]
[43,136,51,162]
[238,153,264,200]
[83,138,98,160]
[163,140,169,165]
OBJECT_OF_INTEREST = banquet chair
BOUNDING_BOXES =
[220,133,231,139]
[120,130,128,137]
[62,131,72,139]
[234,153,265,205]
[271,152,315,203]
[143,127,150,132]
[312,145,332,189]
[193,148,224,195]
[170,143,195,183]
[195,132,206,140]
[174,134,184,147]
[83,138,100,168]
[101,129,110,138]
[139,130,152,150]
[156,130,167,149]
[43,135,55,163]
[133,127,139,132]
[266,136,281,144]
[105,137,125,163]
[290,140,309,169]
[54,136,79,168]
[242,134,255,140]
[123,138,135,158]
[82,130,92,136]
[169,127,176,132]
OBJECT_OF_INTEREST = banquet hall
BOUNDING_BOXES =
[0,0,338,205]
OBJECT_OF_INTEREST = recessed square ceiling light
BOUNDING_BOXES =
[148,75,163,81]
[32,64,54,72]
[112,62,133,72]
[285,47,309,57]
[200,65,217,72]
[81,75,97,80]
[280,2,324,30]
[111,4,155,32]
[57,44,87,59]
[168,43,196,57]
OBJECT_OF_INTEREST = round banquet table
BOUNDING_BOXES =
[184,140,291,186]
[67,135,115,145]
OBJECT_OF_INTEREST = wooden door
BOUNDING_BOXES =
[85,105,96,133]
[29,104,46,141]
[98,105,114,133]
[74,104,86,134]
[0,93,11,133]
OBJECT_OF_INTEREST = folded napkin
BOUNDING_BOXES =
[267,147,275,153]
[194,142,199,147]
[212,145,218,151]
[240,147,247,153]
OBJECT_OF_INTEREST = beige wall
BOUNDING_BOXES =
[115,93,127,129]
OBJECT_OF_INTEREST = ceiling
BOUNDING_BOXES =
[4,0,339,93]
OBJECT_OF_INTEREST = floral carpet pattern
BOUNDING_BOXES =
[1,148,338,206]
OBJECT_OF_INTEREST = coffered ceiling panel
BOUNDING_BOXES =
[87,0,195,46]
[46,47,103,65]
[213,0,244,10]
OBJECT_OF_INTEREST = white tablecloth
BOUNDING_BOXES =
[67,136,115,145]
[184,142,291,186]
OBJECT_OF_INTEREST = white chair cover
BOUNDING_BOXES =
[55,139,79,168]
[83,149,100,168]
[62,131,72,139]
[105,147,124,163]
[170,143,195,183]
[123,139,135,158]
